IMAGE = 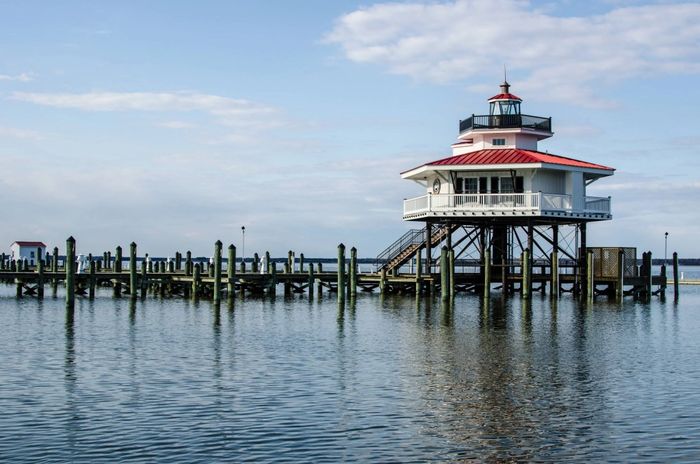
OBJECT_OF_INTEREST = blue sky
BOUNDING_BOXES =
[0,0,699,258]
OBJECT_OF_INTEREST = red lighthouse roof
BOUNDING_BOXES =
[488,92,522,101]
[402,148,614,175]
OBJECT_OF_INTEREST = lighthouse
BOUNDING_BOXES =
[378,81,614,295]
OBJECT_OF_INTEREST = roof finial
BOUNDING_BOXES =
[500,65,510,94]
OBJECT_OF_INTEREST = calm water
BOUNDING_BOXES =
[1,284,699,462]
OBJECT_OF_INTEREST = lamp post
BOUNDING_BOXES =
[664,231,668,266]
[241,226,246,265]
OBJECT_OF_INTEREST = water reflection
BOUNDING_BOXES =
[0,286,697,462]
[64,306,79,454]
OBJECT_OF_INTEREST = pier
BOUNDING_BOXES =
[0,238,676,309]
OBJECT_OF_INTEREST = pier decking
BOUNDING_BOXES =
[0,238,676,307]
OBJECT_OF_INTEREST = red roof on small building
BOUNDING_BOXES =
[403,148,614,174]
[12,241,47,247]
[488,92,522,101]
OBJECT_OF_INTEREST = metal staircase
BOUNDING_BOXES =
[376,224,457,273]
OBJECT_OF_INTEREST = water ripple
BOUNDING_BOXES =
[1,287,700,462]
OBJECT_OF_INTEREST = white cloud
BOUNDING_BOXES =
[0,126,42,140]
[10,91,284,130]
[156,120,197,129]
[0,72,33,82]
[326,0,700,107]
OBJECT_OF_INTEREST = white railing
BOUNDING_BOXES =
[403,192,611,217]
[404,192,539,216]
[585,196,611,213]
[541,193,572,211]
[403,195,430,215]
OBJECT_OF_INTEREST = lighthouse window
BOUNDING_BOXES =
[500,177,514,193]
[499,176,524,194]
[492,138,506,146]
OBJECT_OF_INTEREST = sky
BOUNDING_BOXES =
[0,0,699,258]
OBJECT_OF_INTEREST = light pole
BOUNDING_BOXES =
[664,231,668,266]
[241,226,246,265]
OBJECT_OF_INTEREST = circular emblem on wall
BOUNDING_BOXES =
[432,178,441,194]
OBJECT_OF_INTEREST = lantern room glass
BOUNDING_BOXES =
[490,100,521,116]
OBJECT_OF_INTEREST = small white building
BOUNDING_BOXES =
[10,241,47,266]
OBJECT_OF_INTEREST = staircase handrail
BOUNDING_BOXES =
[376,228,425,267]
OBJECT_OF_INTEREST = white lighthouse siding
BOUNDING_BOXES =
[453,131,541,155]
[532,169,566,194]
[566,171,585,211]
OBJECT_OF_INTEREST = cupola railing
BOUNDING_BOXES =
[459,114,551,134]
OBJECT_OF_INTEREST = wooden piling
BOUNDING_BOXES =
[89,260,96,299]
[483,249,491,298]
[288,250,294,274]
[448,248,455,297]
[186,251,192,276]
[550,251,559,299]
[66,236,76,309]
[349,247,357,297]
[380,267,386,295]
[37,257,45,299]
[192,263,201,299]
[129,242,137,299]
[141,255,148,297]
[265,251,271,274]
[213,240,222,302]
[587,250,594,302]
[415,249,422,295]
[673,252,679,302]
[252,252,259,273]
[299,253,305,273]
[337,244,346,303]
[660,264,667,298]
[270,263,277,297]
[228,245,236,297]
[107,251,112,270]
[644,251,653,303]
[308,263,314,297]
[440,246,448,300]
[522,248,531,299]
[616,249,625,302]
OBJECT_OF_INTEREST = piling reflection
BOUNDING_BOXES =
[212,302,222,389]
[440,297,453,327]
[64,306,78,453]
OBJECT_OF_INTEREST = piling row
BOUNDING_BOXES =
[0,238,676,308]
